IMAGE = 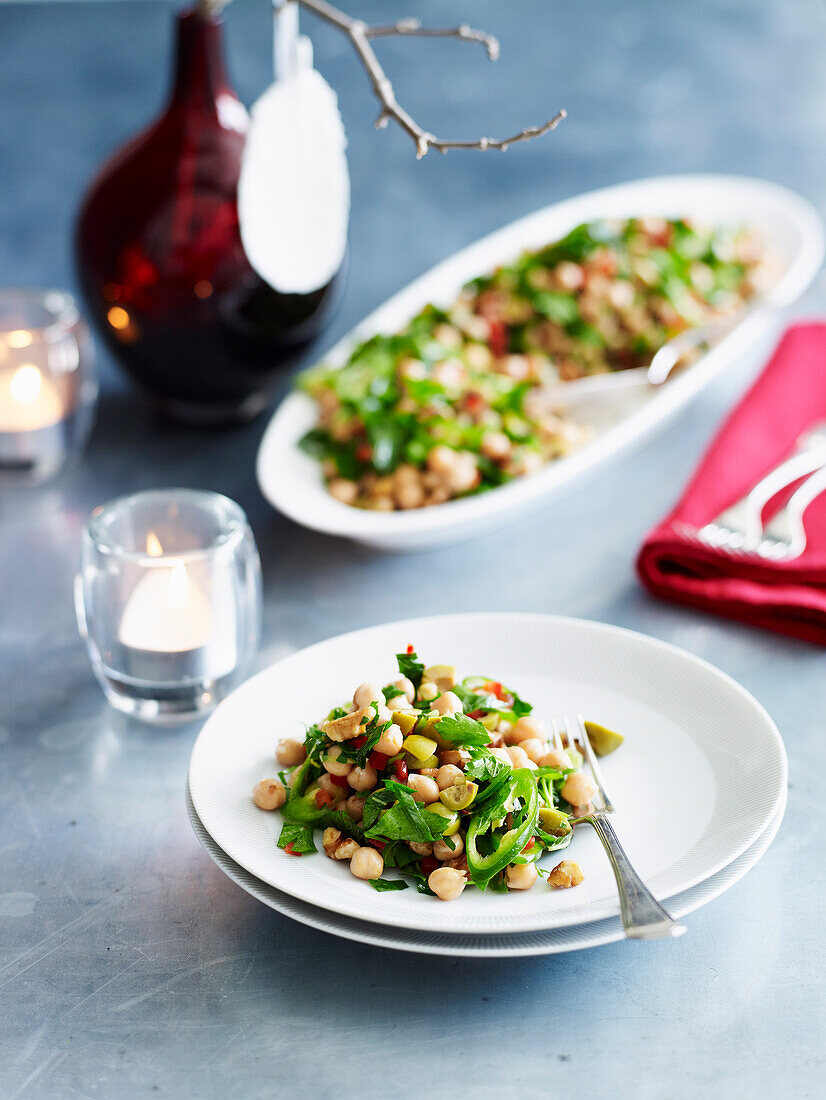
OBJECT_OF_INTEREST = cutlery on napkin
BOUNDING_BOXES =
[636,323,826,644]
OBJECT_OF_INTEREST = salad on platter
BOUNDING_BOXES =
[252,648,624,900]
[298,217,769,512]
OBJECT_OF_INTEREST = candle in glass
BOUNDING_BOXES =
[0,290,97,483]
[76,490,261,724]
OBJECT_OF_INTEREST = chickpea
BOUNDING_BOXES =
[557,260,585,291]
[420,768,439,778]
[506,862,539,891]
[384,694,410,711]
[432,691,464,717]
[395,480,425,510]
[374,723,404,757]
[393,677,416,704]
[348,765,378,792]
[350,846,384,881]
[509,716,544,744]
[252,778,286,811]
[539,749,570,769]
[520,738,546,764]
[328,478,358,505]
[548,860,584,889]
[322,744,353,777]
[418,681,439,702]
[427,444,459,477]
[353,682,382,709]
[428,866,467,901]
[437,764,464,790]
[445,453,478,494]
[506,746,531,769]
[439,748,470,768]
[491,747,513,766]
[434,833,464,861]
[501,354,530,381]
[275,738,306,767]
[317,773,346,801]
[409,841,433,856]
[407,773,440,804]
[481,431,512,462]
[561,771,598,807]
[345,795,365,822]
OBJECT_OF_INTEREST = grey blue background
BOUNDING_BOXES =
[1,1,825,1097]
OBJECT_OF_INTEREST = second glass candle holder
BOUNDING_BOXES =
[76,489,262,724]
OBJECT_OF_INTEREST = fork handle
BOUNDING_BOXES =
[584,813,686,940]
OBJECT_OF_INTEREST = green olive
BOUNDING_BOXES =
[392,710,418,736]
[439,780,478,811]
[584,720,625,757]
[538,806,572,837]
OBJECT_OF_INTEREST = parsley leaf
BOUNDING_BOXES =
[362,786,396,831]
[368,878,409,892]
[277,823,317,854]
[434,713,491,747]
[465,749,512,784]
[396,650,425,690]
[364,781,446,843]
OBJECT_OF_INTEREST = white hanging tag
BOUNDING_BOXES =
[238,8,350,296]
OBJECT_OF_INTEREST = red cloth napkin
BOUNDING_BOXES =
[636,322,826,645]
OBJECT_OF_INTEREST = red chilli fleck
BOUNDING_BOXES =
[315,790,334,809]
[284,842,302,857]
[420,856,439,876]
[370,840,386,852]
[329,774,349,789]
[355,443,372,463]
[406,643,415,654]
[394,759,409,783]
[469,709,486,720]
[351,735,368,749]
[369,750,389,771]
[488,319,508,357]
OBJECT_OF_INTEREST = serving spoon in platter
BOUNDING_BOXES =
[551,715,687,941]
[543,290,781,410]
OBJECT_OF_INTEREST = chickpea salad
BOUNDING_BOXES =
[252,648,625,901]
[298,217,767,512]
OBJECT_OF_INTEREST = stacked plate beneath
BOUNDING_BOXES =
[188,614,787,956]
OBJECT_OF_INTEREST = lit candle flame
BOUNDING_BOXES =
[145,531,163,557]
[6,330,33,349]
[9,364,43,406]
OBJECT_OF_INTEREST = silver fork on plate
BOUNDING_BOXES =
[673,422,826,557]
[551,715,686,940]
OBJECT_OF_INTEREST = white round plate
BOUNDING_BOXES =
[187,783,786,957]
[188,613,787,936]
[256,174,824,550]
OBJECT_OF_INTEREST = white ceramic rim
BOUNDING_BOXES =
[188,613,788,935]
[256,174,824,544]
[186,782,786,957]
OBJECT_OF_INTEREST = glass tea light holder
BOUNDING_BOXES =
[76,489,262,724]
[0,289,97,484]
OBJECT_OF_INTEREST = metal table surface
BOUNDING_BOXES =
[1,1,824,1096]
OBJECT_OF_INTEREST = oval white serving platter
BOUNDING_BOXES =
[188,783,785,956]
[256,174,824,551]
[188,613,787,938]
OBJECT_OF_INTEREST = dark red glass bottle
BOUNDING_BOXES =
[75,6,342,424]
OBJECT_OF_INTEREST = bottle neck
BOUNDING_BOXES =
[169,8,234,113]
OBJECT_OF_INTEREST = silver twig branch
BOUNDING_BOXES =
[294,0,566,158]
